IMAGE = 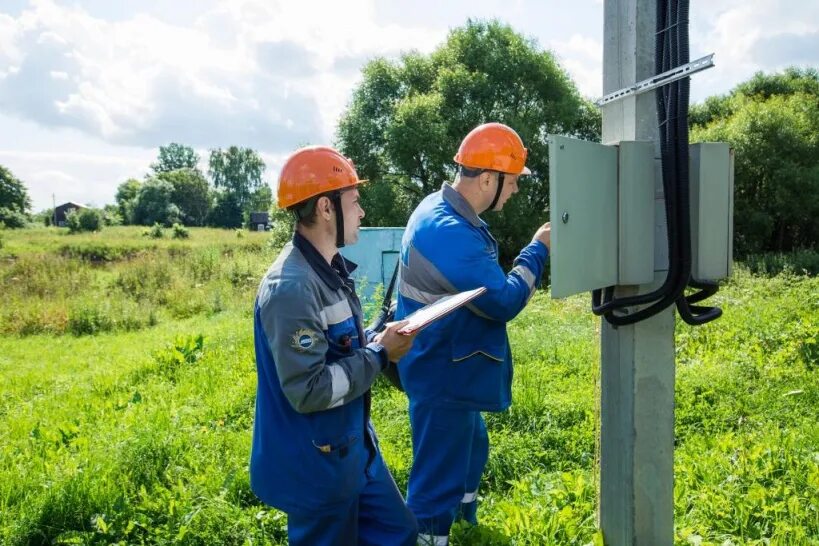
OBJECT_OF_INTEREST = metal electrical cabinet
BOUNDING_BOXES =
[548,135,655,299]
[690,143,733,282]
[548,135,733,299]
[548,136,617,299]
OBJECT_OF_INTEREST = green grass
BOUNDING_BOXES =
[0,226,270,257]
[0,227,275,337]
[0,227,817,545]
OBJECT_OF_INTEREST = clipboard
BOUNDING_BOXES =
[398,287,487,335]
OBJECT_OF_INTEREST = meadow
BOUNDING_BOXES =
[0,226,816,545]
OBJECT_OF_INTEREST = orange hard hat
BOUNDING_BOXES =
[277,146,366,209]
[453,122,531,175]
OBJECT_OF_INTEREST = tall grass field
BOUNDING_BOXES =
[1,227,817,545]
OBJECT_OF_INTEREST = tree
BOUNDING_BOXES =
[157,168,212,226]
[336,20,600,263]
[0,165,31,229]
[132,178,181,227]
[209,191,243,229]
[690,67,819,127]
[248,184,273,214]
[691,68,819,254]
[208,146,266,217]
[115,178,142,224]
[102,204,123,226]
[151,143,200,175]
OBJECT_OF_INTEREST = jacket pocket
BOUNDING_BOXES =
[311,433,359,456]
[326,320,358,361]
[447,336,509,408]
[304,431,366,505]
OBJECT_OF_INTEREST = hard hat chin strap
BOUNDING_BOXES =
[488,172,505,211]
[330,191,345,248]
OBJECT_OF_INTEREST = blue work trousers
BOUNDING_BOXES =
[406,403,489,539]
[287,452,417,546]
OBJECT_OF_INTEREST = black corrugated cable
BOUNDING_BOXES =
[594,0,686,325]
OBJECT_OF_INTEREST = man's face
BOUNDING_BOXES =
[491,173,520,211]
[340,187,365,245]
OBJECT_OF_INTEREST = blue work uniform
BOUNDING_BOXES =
[396,183,549,544]
[250,232,417,546]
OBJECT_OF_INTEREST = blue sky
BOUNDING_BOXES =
[1,0,816,210]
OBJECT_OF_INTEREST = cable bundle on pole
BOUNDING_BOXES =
[591,0,722,326]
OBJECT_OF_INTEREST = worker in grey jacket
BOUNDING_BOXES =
[250,145,418,545]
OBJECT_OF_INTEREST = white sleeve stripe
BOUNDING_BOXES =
[418,534,449,546]
[510,265,536,290]
[320,298,354,327]
[398,281,447,306]
[328,365,350,407]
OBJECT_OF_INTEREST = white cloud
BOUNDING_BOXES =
[0,0,444,154]
[690,0,819,101]
[548,34,604,98]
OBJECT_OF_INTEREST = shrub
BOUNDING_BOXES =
[171,223,189,239]
[143,223,164,239]
[0,207,28,229]
[102,207,123,226]
[67,208,103,233]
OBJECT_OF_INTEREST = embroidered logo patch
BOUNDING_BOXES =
[291,328,318,352]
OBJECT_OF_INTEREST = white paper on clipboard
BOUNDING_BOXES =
[398,287,487,334]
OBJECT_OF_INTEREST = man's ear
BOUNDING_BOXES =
[317,196,333,220]
[479,171,494,192]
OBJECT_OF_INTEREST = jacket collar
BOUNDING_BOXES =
[442,182,483,227]
[292,231,358,291]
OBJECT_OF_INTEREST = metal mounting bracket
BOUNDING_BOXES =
[595,53,715,107]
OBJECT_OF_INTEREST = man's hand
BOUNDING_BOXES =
[374,320,417,363]
[533,222,551,251]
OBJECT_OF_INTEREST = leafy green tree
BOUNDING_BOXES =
[115,179,142,224]
[102,204,123,226]
[0,208,27,229]
[691,68,819,254]
[151,143,200,175]
[208,147,266,218]
[209,191,243,229]
[248,185,273,214]
[157,168,212,226]
[132,178,181,227]
[0,165,31,229]
[336,19,600,262]
[690,67,819,127]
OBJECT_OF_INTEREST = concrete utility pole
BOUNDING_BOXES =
[599,0,675,544]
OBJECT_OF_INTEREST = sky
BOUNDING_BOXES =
[0,0,816,211]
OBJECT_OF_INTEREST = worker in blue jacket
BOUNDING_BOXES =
[250,145,418,545]
[395,123,551,545]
